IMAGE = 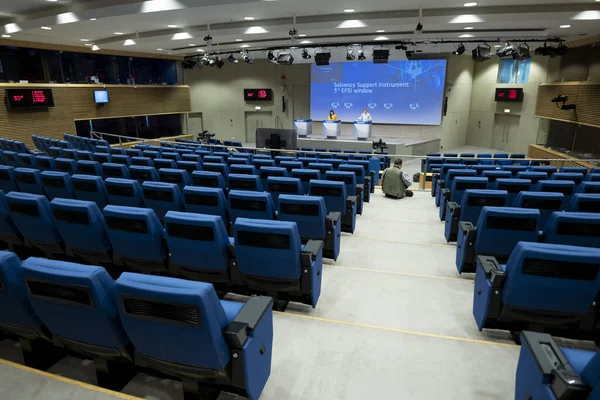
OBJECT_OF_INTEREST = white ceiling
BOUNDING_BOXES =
[1,0,599,57]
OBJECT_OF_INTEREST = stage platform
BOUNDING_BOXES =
[297,136,440,156]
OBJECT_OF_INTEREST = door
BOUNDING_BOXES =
[492,114,520,152]
[187,113,203,138]
[245,111,273,144]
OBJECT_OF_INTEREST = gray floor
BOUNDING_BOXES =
[0,145,522,399]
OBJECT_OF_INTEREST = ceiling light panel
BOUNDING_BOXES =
[124,39,136,46]
[572,11,600,20]
[245,26,268,34]
[337,20,367,28]
[171,32,193,40]
[449,15,484,24]
[343,8,356,13]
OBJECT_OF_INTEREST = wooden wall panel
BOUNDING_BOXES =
[528,144,596,169]
[535,82,600,127]
[0,84,191,148]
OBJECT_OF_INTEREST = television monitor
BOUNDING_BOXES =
[94,90,109,104]
[255,128,297,150]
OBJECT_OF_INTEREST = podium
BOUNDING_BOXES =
[322,120,341,139]
[353,120,372,141]
[294,119,312,138]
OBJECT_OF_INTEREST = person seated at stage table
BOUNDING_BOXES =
[357,108,372,122]
[328,109,339,121]
[381,158,413,199]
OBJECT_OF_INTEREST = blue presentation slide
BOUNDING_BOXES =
[310,60,447,125]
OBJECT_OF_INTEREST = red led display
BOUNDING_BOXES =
[495,88,524,103]
[244,89,273,101]
[7,89,55,108]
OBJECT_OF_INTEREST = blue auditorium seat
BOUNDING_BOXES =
[278,194,340,260]
[425,157,444,173]
[129,166,159,184]
[0,193,24,252]
[72,174,109,210]
[542,211,600,248]
[230,164,257,176]
[102,163,130,179]
[54,158,77,175]
[34,156,56,172]
[535,180,577,209]
[561,166,588,176]
[16,153,37,168]
[448,190,508,244]
[76,160,102,176]
[587,173,600,182]
[228,190,275,223]
[433,164,468,200]
[61,149,78,161]
[275,156,295,165]
[253,159,276,169]
[578,182,600,194]
[131,156,153,167]
[110,147,125,155]
[516,171,547,185]
[481,170,512,189]
[183,186,230,228]
[76,151,93,161]
[14,168,45,195]
[493,178,531,206]
[456,207,540,274]
[103,205,168,273]
[203,162,230,178]
[41,171,74,200]
[111,155,132,166]
[142,182,184,222]
[473,242,600,339]
[259,167,287,191]
[115,273,273,400]
[0,166,17,193]
[50,198,112,264]
[297,157,314,168]
[308,163,333,175]
[515,331,600,400]
[340,164,372,201]
[310,180,356,234]
[6,192,63,257]
[325,170,364,215]
[204,156,225,164]
[161,152,181,162]
[142,150,160,160]
[472,165,497,176]
[158,168,192,191]
[437,169,477,218]
[567,193,600,213]
[228,174,263,191]
[165,211,232,284]
[153,158,177,170]
[266,177,303,204]
[105,178,145,207]
[443,178,491,242]
[531,166,557,177]
[21,257,135,389]
[552,172,585,185]
[95,146,110,154]
[514,191,564,229]
[47,147,62,158]
[176,161,202,179]
[253,154,272,160]
[214,152,230,161]
[92,152,112,164]
[191,171,227,191]
[279,161,303,173]
[125,149,143,158]
[501,165,528,177]
[181,154,202,163]
[234,218,323,309]
[228,157,249,167]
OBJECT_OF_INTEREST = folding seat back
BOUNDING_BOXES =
[253,159,275,169]
[339,164,365,180]
[92,152,112,164]
[516,171,547,185]
[561,166,588,176]
[566,193,600,213]
[153,159,177,170]
[191,171,227,191]
[165,211,231,282]
[440,164,467,180]
[105,178,144,207]
[228,190,275,223]
[111,155,132,167]
[204,156,225,164]
[458,190,508,225]
[21,257,130,360]
[125,149,143,157]
[76,151,93,161]
[183,186,229,226]
[275,156,295,166]
[142,150,160,160]
[0,191,23,246]
[102,163,130,179]
[48,147,62,158]
[444,153,458,158]
[103,206,168,272]
[280,161,303,173]
[259,167,287,190]
[76,160,102,176]
[535,180,577,208]
[587,173,600,182]
[552,172,584,185]
[50,199,111,264]
[591,167,600,174]
[181,154,202,163]
[474,207,540,262]
[325,171,357,196]
[228,174,263,192]
[147,145,161,153]
[493,178,531,205]
[308,163,332,175]
[531,166,557,177]
[131,156,153,167]
[14,168,44,195]
[278,195,326,241]
[202,162,230,178]
[542,211,600,248]
[230,165,257,176]
[16,153,37,168]
[34,156,55,172]
[55,158,78,175]
[158,168,192,191]
[227,157,249,167]
[426,157,444,172]
[128,166,159,184]
[347,160,371,174]
[444,158,462,165]
[460,153,475,158]
[514,191,564,228]
[482,170,512,188]
[501,165,528,177]
[309,179,347,214]
[266,177,303,204]
[213,152,230,161]
[494,153,509,159]
[142,182,184,222]
[502,242,600,315]
[71,174,109,209]
[6,192,63,255]
[253,154,272,160]
[176,161,202,179]
[61,149,78,161]
[472,165,497,176]
[109,147,125,155]
[296,158,313,168]
[161,152,181,162]
[0,166,18,193]
[41,171,74,200]
[578,182,600,194]
[450,177,488,204]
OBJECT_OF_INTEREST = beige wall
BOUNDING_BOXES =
[183,57,475,149]
[465,55,550,153]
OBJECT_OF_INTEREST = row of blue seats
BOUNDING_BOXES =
[422,152,588,171]
[1,192,324,309]
[0,251,273,399]
[0,138,31,154]
[33,134,110,154]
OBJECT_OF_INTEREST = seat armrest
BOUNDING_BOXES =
[227,244,236,259]
[476,255,506,287]
[326,212,341,229]
[521,332,590,400]
[223,295,273,349]
[356,184,364,192]
[448,202,460,217]
[438,179,445,189]
[346,195,357,207]
[459,221,475,234]
[301,240,324,267]
[441,188,451,201]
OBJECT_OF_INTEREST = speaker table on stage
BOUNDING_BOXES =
[294,119,312,138]
[353,120,372,141]
[322,120,341,139]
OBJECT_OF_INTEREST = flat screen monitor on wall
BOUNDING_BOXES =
[94,90,109,104]
[6,88,55,108]
[310,59,447,125]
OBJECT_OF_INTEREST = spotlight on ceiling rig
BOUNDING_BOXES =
[301,48,312,59]
[472,44,491,62]
[228,54,238,63]
[373,49,389,64]
[277,51,294,65]
[315,50,331,66]
[215,57,224,69]
[357,47,366,60]
[453,43,466,55]
[496,41,517,58]
[242,50,254,64]
[513,43,531,60]
[267,50,275,61]
[346,46,356,61]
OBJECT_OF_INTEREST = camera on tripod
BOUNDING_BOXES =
[197,130,216,144]
[372,138,388,154]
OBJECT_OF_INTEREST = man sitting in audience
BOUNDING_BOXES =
[381,158,413,199]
